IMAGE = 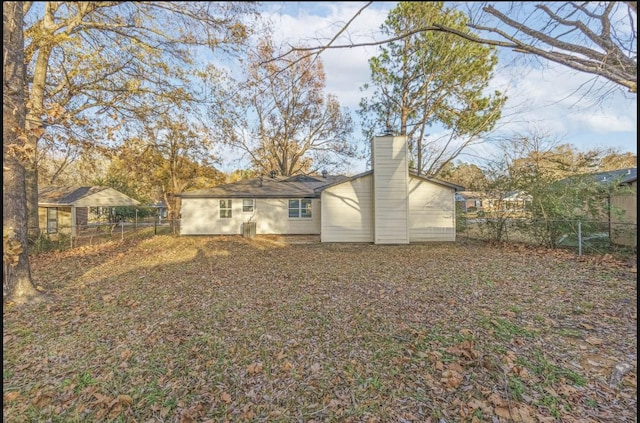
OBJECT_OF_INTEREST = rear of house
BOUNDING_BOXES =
[320,172,459,243]
[179,196,323,236]
[178,174,341,236]
[178,135,462,243]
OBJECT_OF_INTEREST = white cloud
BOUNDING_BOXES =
[489,56,637,152]
[261,2,390,111]
[254,2,637,174]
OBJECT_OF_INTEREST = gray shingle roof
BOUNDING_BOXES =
[38,186,110,205]
[178,174,349,199]
[38,186,140,206]
[556,167,637,187]
[590,168,637,185]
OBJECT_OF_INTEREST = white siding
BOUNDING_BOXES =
[372,135,409,244]
[320,175,374,242]
[408,177,456,242]
[179,197,321,235]
[254,198,321,235]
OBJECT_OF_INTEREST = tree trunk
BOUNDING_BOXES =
[3,1,44,304]
[24,4,57,240]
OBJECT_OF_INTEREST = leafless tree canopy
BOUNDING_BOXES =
[280,2,637,94]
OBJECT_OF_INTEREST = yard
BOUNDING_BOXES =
[3,234,637,422]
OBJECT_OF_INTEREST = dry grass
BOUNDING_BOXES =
[3,234,637,422]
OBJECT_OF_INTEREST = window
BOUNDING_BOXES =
[220,199,232,218]
[288,199,312,218]
[242,199,255,213]
[47,208,58,234]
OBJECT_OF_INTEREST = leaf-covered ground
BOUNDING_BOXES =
[3,234,637,422]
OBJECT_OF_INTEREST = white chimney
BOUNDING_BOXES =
[372,135,409,244]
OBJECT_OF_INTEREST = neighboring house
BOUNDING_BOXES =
[455,190,531,213]
[556,167,637,247]
[455,191,486,212]
[151,201,169,222]
[594,168,637,247]
[178,135,463,244]
[38,186,140,237]
[497,191,532,212]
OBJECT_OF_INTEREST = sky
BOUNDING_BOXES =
[223,2,637,175]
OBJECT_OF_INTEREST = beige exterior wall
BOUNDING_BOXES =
[179,197,321,236]
[610,180,637,247]
[408,178,456,242]
[38,206,73,235]
[320,174,374,243]
[372,135,409,244]
[320,174,456,243]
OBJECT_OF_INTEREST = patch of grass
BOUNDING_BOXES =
[509,305,523,314]
[74,371,98,394]
[535,394,562,418]
[508,376,526,401]
[518,349,586,387]
[585,397,598,408]
[557,328,583,338]
[574,302,595,314]
[480,317,535,341]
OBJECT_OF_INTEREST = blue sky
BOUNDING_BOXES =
[224,2,637,174]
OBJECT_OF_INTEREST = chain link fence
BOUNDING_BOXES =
[457,216,636,256]
[29,219,178,254]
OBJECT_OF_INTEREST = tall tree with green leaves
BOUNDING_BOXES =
[22,2,257,237]
[209,37,355,176]
[3,1,42,304]
[358,2,506,176]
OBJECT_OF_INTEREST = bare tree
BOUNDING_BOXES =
[209,38,355,176]
[277,2,637,94]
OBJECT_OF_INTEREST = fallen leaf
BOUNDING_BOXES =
[585,336,603,345]
[4,391,20,401]
[247,362,263,375]
[495,406,511,419]
[221,392,232,404]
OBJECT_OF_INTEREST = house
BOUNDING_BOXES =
[150,200,169,222]
[455,191,486,212]
[455,190,531,214]
[594,168,637,247]
[38,186,140,237]
[556,167,637,247]
[178,135,463,244]
[500,191,532,212]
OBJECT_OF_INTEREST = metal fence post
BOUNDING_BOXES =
[578,221,582,256]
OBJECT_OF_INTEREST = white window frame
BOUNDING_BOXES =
[242,199,255,213]
[220,199,232,218]
[47,208,58,234]
[288,198,312,219]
